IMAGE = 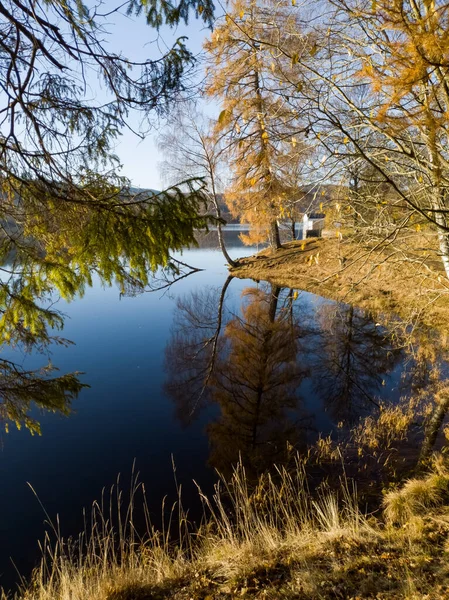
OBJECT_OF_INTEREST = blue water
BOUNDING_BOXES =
[0,232,410,590]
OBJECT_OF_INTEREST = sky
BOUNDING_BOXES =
[95,1,217,190]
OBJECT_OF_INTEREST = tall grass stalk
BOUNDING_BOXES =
[3,458,372,600]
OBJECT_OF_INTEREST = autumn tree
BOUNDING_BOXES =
[337,0,449,278]
[258,0,449,277]
[204,0,309,249]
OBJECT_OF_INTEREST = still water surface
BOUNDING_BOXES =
[0,231,413,589]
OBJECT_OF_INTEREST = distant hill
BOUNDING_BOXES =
[125,184,337,224]
[128,187,160,196]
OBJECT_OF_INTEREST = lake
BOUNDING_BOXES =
[0,230,434,591]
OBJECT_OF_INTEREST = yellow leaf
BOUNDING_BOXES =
[250,177,257,186]
[291,52,299,65]
[218,109,230,125]
[292,0,296,5]
[296,81,303,92]
[291,137,297,147]
[262,131,269,140]
[319,202,323,211]
[198,4,203,13]
[271,62,275,72]
[415,223,421,232]
[343,136,349,144]
[239,9,244,18]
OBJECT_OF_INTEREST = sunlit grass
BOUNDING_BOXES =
[3,457,449,600]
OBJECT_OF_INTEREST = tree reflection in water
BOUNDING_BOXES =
[165,281,308,476]
[309,302,402,424]
[208,285,307,473]
[165,280,449,477]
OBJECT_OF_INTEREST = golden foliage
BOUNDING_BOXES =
[204,0,309,244]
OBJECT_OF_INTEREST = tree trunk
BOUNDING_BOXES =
[269,220,282,250]
[430,189,449,279]
[427,124,449,278]
[268,284,281,322]
[436,217,449,279]
[217,221,237,267]
[252,286,280,450]
[251,49,282,252]
[209,169,236,267]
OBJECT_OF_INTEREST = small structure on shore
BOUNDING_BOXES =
[302,212,325,239]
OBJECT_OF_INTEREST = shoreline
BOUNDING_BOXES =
[229,237,449,335]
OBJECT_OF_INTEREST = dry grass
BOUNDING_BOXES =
[3,458,449,600]
[383,457,449,525]
[230,234,449,334]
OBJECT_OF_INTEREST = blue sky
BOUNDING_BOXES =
[98,1,216,190]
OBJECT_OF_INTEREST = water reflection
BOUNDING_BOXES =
[166,282,308,475]
[0,244,88,432]
[1,227,449,591]
[0,218,206,433]
[208,285,308,473]
[165,278,434,475]
[309,303,402,423]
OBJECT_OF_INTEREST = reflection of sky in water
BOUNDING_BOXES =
[0,235,254,589]
[0,232,409,590]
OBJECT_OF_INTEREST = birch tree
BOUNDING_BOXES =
[158,104,236,266]
[259,0,449,277]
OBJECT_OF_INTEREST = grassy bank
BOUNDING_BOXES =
[229,235,449,334]
[4,458,449,600]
